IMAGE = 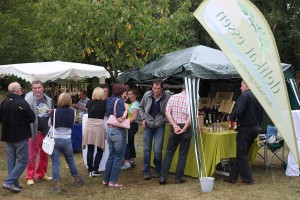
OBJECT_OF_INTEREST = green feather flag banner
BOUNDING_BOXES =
[194,0,300,166]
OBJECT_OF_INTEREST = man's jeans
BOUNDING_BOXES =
[104,127,127,183]
[51,138,79,182]
[27,132,48,179]
[161,125,192,180]
[4,139,29,186]
[143,125,165,174]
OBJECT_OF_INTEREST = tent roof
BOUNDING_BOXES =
[140,45,291,79]
[0,61,110,82]
[118,45,291,84]
[117,67,152,84]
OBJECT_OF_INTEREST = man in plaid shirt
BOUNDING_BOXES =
[159,84,192,185]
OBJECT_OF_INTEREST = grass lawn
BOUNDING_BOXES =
[0,127,300,200]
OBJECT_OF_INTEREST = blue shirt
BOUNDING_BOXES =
[106,95,125,118]
[149,96,161,119]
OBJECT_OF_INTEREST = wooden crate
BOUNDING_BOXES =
[199,97,213,109]
[219,100,235,114]
[212,92,234,107]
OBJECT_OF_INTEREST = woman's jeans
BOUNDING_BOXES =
[104,127,126,183]
[124,122,138,160]
[51,138,79,182]
[87,145,103,172]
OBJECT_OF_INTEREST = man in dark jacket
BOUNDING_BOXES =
[225,80,263,185]
[0,82,35,193]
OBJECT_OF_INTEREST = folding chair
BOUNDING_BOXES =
[258,125,285,172]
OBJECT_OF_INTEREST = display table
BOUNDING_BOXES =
[151,125,259,178]
[71,123,82,152]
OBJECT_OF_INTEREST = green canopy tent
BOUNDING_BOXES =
[140,45,242,79]
[130,45,300,177]
[118,46,299,111]
[119,45,298,105]
[117,67,152,84]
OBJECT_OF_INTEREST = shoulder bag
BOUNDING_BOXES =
[107,99,130,129]
[42,109,56,155]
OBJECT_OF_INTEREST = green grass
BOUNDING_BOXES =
[0,127,300,200]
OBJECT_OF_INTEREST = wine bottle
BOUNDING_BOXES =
[228,120,232,132]
[208,107,212,125]
[233,121,237,131]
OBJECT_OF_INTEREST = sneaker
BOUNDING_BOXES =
[2,183,21,193]
[241,180,254,185]
[41,175,53,181]
[16,184,22,189]
[120,162,131,170]
[27,179,34,185]
[175,179,186,184]
[15,183,22,189]
[143,173,151,180]
[159,177,167,185]
[224,177,236,184]
[75,177,85,188]
[129,160,136,167]
[52,186,61,193]
[92,171,102,177]
[88,172,93,177]
[152,171,160,178]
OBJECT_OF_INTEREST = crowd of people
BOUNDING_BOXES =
[0,79,260,193]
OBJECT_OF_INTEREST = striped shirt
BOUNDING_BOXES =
[166,91,189,124]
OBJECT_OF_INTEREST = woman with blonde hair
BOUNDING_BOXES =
[50,92,84,193]
[82,87,107,177]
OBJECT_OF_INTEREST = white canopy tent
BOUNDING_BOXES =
[0,61,110,82]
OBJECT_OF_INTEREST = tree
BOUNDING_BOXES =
[35,0,197,82]
[0,0,40,64]
[251,0,300,69]
[1,0,299,76]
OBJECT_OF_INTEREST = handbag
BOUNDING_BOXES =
[107,98,130,129]
[42,109,56,155]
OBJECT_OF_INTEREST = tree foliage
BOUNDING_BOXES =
[251,0,300,69]
[0,0,299,82]
[34,0,197,81]
[0,0,39,64]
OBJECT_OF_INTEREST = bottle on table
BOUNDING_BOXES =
[208,107,212,125]
[233,121,237,131]
[228,120,232,132]
[216,120,220,132]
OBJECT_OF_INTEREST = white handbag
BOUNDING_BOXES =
[42,110,56,155]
